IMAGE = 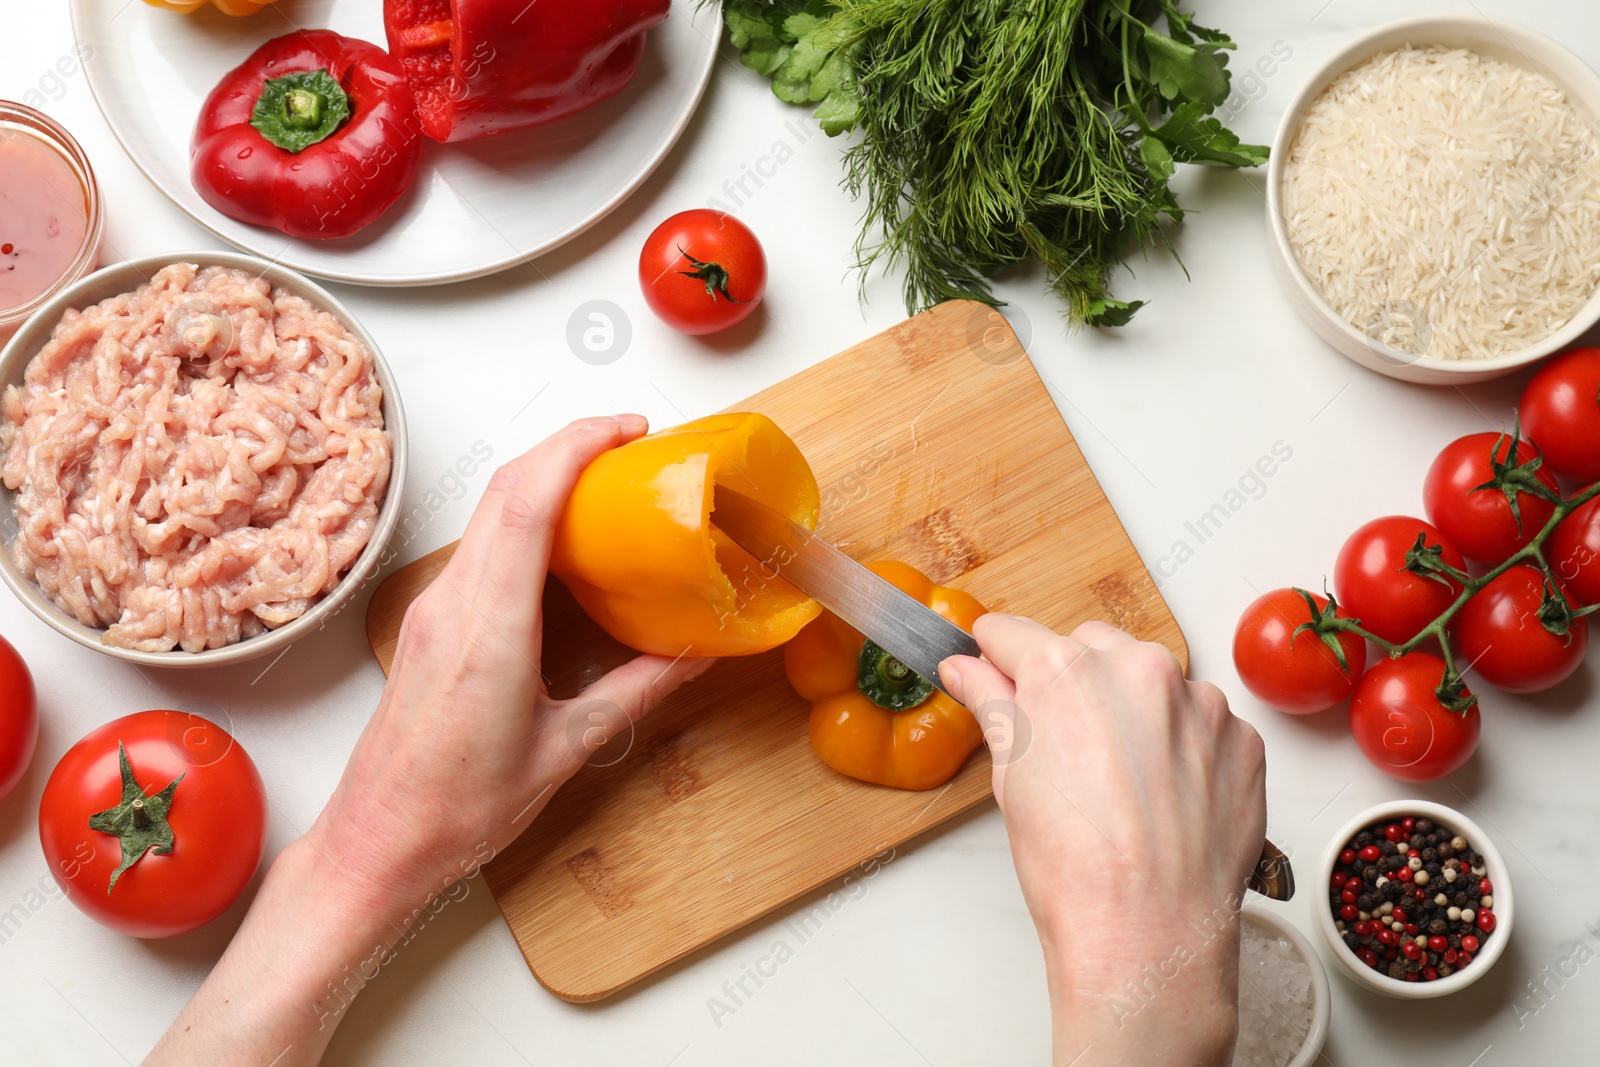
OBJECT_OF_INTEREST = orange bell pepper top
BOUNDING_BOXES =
[785,560,988,791]
[143,0,277,13]
[550,412,821,658]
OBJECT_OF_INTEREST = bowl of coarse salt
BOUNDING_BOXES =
[1233,903,1330,1067]
[1266,16,1600,384]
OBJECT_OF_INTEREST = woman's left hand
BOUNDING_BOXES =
[149,415,712,1067]
[312,413,714,901]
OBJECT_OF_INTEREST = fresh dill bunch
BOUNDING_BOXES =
[716,0,1267,327]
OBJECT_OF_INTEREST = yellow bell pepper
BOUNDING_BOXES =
[785,561,988,791]
[551,412,821,658]
[143,0,276,14]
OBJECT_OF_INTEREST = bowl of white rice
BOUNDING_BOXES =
[1266,16,1600,383]
[0,252,408,668]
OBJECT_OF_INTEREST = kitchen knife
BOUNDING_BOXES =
[712,487,978,696]
[711,486,1295,903]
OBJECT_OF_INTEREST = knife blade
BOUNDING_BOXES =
[710,486,1295,902]
[711,487,978,696]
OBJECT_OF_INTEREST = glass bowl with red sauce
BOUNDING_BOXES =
[0,101,103,339]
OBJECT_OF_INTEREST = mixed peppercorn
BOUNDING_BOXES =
[1329,816,1497,982]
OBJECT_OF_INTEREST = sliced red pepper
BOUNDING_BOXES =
[190,30,423,240]
[384,0,670,143]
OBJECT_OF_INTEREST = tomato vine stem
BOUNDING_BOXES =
[1299,450,1600,712]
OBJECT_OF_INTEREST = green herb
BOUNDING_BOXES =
[722,0,861,135]
[714,0,1267,327]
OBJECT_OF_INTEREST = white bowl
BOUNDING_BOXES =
[0,252,408,668]
[1313,800,1513,998]
[1240,903,1331,1067]
[1266,15,1600,384]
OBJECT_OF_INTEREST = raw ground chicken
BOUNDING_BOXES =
[1284,46,1600,360]
[0,263,391,653]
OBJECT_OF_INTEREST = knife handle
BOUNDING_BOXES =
[1248,839,1295,901]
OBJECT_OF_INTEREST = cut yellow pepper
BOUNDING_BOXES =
[142,0,276,14]
[551,413,821,658]
[786,561,988,791]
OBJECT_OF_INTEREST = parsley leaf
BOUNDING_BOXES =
[720,0,861,133]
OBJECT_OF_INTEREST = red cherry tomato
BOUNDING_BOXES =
[1233,588,1366,714]
[1349,654,1480,782]
[1454,565,1587,693]
[1423,432,1559,563]
[40,710,266,938]
[1549,496,1600,605]
[1334,516,1466,645]
[639,210,766,335]
[0,635,39,802]
[1519,347,1600,482]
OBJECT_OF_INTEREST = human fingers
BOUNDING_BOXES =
[473,416,648,637]
[971,613,1079,682]
[445,415,648,593]
[1070,620,1137,650]
[939,654,1017,713]
[560,652,718,758]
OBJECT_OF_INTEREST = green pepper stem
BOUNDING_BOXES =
[249,69,351,154]
[857,639,936,711]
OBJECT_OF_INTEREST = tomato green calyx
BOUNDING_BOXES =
[1470,424,1562,535]
[87,743,184,893]
[1535,577,1582,641]
[1289,587,1358,674]
[1434,672,1477,714]
[676,246,742,303]
[858,639,935,710]
[251,70,351,153]
[1403,533,1470,588]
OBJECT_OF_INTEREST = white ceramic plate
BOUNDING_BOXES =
[69,0,720,286]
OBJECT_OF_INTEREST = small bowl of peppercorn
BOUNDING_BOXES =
[1315,800,1512,998]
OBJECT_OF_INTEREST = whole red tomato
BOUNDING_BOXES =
[1233,588,1366,714]
[1334,516,1466,645]
[1549,496,1600,605]
[0,635,38,802]
[1349,654,1479,781]
[1454,565,1587,693]
[1423,432,1559,563]
[639,210,766,335]
[40,710,266,938]
[1519,347,1600,482]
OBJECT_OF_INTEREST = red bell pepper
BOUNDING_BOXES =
[384,0,670,143]
[191,30,423,240]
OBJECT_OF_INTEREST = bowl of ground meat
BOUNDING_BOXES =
[0,253,407,667]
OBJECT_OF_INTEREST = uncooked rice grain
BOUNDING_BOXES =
[1284,46,1600,360]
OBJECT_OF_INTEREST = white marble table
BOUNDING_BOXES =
[2,1,1597,1063]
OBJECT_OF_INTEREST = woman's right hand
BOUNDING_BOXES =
[941,617,1266,1067]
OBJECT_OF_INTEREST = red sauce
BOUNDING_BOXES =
[0,128,89,313]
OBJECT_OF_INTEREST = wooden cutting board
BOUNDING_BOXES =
[365,299,1186,1001]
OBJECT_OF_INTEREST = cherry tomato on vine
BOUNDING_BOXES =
[1349,654,1480,782]
[0,635,38,802]
[1423,432,1559,563]
[1233,588,1366,714]
[1454,565,1587,693]
[1519,347,1600,482]
[40,710,266,938]
[639,209,766,335]
[1549,496,1600,605]
[1334,516,1466,645]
